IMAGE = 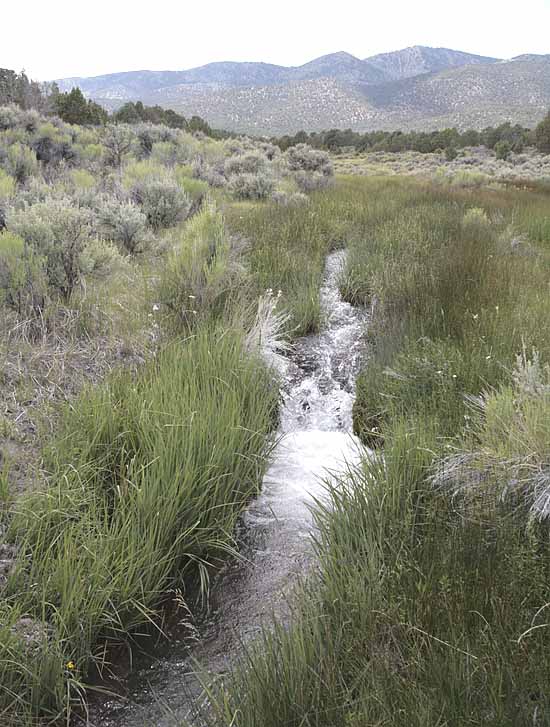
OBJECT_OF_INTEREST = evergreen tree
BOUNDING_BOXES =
[54,88,107,125]
[535,111,550,155]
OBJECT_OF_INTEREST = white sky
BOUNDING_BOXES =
[3,0,550,81]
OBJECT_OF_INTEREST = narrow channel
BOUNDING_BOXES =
[91,249,368,726]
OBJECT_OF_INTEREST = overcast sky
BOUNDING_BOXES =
[3,0,550,81]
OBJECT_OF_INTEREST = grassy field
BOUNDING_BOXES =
[200,177,550,726]
[2,109,550,726]
[0,107,341,724]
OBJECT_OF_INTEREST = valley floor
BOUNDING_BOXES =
[1,172,550,726]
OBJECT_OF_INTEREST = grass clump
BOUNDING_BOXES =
[0,326,278,724]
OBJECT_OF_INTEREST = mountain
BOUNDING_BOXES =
[57,52,387,98]
[284,52,386,84]
[362,56,550,129]
[364,46,499,81]
[55,47,550,135]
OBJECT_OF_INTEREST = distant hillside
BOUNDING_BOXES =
[56,47,550,135]
[362,57,550,130]
[364,46,498,81]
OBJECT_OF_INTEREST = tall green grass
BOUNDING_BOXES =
[208,421,550,726]
[0,327,277,724]
[200,177,550,726]
[225,180,390,335]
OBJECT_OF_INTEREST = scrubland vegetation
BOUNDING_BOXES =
[0,102,335,724]
[1,90,550,727]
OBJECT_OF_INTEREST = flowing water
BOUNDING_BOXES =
[90,250,367,726]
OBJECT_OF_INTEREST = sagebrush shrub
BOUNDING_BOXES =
[229,172,275,200]
[8,199,92,300]
[158,204,243,330]
[80,239,124,279]
[99,199,149,253]
[224,152,266,177]
[293,170,332,193]
[131,176,191,229]
[4,143,39,185]
[0,230,47,315]
[102,126,134,167]
[285,143,333,176]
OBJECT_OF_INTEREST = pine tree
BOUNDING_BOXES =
[535,111,550,155]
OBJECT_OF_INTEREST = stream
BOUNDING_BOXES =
[89,249,367,726]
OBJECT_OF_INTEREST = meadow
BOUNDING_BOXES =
[0,106,336,724]
[199,178,550,726]
[1,101,550,726]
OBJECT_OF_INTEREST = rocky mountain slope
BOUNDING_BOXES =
[56,47,550,134]
[365,46,498,80]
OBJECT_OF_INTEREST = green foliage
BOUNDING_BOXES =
[535,110,550,155]
[444,145,458,161]
[8,200,92,300]
[204,178,550,727]
[229,172,275,200]
[0,69,45,111]
[495,139,512,160]
[275,122,531,156]
[53,88,107,126]
[0,231,46,315]
[101,125,134,167]
[131,175,191,229]
[2,328,277,723]
[158,204,242,330]
[224,152,266,176]
[98,199,149,254]
[0,169,15,200]
[285,143,333,176]
[113,101,188,129]
[79,239,123,279]
[175,173,209,213]
[4,143,38,185]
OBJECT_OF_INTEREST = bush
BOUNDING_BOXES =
[271,190,309,206]
[79,239,123,279]
[158,204,243,330]
[131,176,191,230]
[285,143,333,176]
[445,146,458,161]
[293,170,332,193]
[534,111,550,155]
[0,169,15,201]
[102,126,134,167]
[99,199,149,253]
[175,174,209,214]
[8,200,92,300]
[229,172,275,200]
[495,140,512,161]
[0,231,47,316]
[224,152,266,177]
[0,170,15,231]
[4,143,38,185]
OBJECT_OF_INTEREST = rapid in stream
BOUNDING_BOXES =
[91,250,368,726]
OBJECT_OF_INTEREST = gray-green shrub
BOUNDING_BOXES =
[8,199,92,300]
[229,172,275,200]
[285,143,333,176]
[131,176,191,230]
[158,204,244,330]
[99,199,149,253]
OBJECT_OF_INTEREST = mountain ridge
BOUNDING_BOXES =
[55,46,550,135]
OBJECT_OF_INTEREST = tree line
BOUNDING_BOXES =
[273,118,550,156]
[3,67,550,153]
[0,69,225,138]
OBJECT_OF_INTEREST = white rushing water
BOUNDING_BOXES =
[91,250,367,727]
